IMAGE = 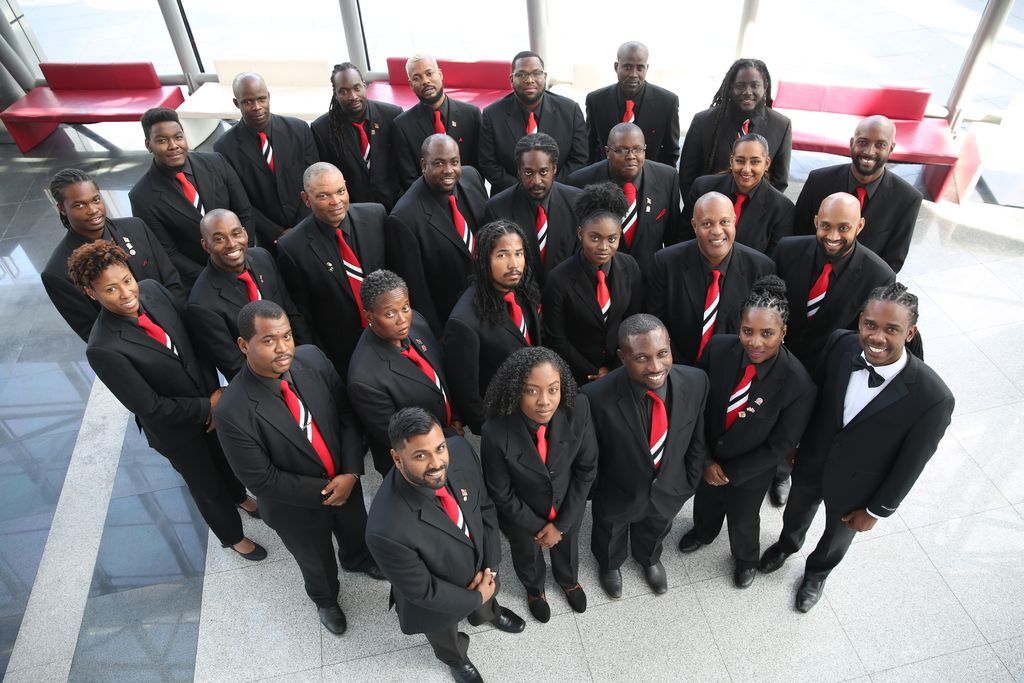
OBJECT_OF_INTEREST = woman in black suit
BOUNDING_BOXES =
[481,347,597,622]
[443,220,541,433]
[67,241,266,560]
[542,182,643,385]
[679,275,816,588]
[347,269,461,475]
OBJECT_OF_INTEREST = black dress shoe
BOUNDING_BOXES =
[318,604,348,634]
[562,583,587,613]
[221,540,267,561]
[527,593,550,623]
[733,566,756,588]
[490,606,525,633]
[644,561,668,594]
[678,530,704,553]
[449,660,484,683]
[236,501,261,519]
[758,544,791,574]
[598,568,622,598]
[796,575,826,613]
[769,476,791,507]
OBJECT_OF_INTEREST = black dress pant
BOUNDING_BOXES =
[591,498,680,569]
[503,515,582,595]
[161,430,246,547]
[776,479,858,578]
[424,595,501,667]
[691,467,775,569]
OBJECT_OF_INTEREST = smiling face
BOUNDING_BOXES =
[520,361,561,425]
[489,232,526,292]
[692,194,736,265]
[619,326,672,390]
[605,126,646,182]
[366,287,412,345]
[730,65,766,113]
[239,313,294,378]
[392,423,449,489]
[301,168,349,227]
[814,194,864,260]
[421,136,462,193]
[59,180,107,240]
[407,57,445,107]
[145,120,188,170]
[518,149,556,200]
[730,139,771,194]
[579,214,620,267]
[85,263,139,317]
[858,299,916,367]
[739,307,786,364]
[849,118,896,181]
[201,212,248,274]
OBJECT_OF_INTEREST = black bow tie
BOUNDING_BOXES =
[851,355,885,388]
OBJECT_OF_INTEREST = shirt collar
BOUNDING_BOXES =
[630,377,667,403]
[847,165,885,199]
[860,347,908,381]
[157,156,193,179]
[252,367,291,394]
[700,247,733,281]
[242,114,273,139]
[578,250,611,278]
[814,239,858,273]
[744,349,778,380]
[315,214,351,237]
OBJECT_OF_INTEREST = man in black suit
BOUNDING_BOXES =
[793,116,923,272]
[311,62,402,210]
[214,72,318,251]
[386,134,489,336]
[646,192,775,366]
[186,209,309,379]
[585,41,680,166]
[366,407,525,683]
[582,314,709,596]
[483,133,582,285]
[479,51,588,194]
[129,107,254,285]
[215,301,383,634]
[567,123,682,272]
[758,284,954,612]
[393,54,482,191]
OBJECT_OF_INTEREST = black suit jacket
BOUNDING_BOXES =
[86,279,216,452]
[679,106,792,198]
[542,251,643,385]
[483,182,582,285]
[385,169,489,336]
[366,436,501,635]
[585,82,681,166]
[128,151,254,283]
[479,91,588,194]
[42,217,184,342]
[773,237,895,369]
[582,365,709,521]
[442,285,541,433]
[214,114,318,247]
[393,98,482,191]
[566,160,682,271]
[697,336,816,486]
[794,331,954,517]
[646,241,776,366]
[480,397,598,535]
[276,205,387,376]
[186,247,310,379]
[793,163,923,273]
[311,100,403,210]
[682,173,794,255]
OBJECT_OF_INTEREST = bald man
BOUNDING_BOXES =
[584,41,681,166]
[215,72,319,252]
[187,209,310,379]
[393,55,482,191]
[646,191,775,366]
[794,116,923,272]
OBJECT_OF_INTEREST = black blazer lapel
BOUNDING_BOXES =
[434,467,479,550]
[153,170,201,224]
[248,370,329,471]
[845,356,917,430]
[614,373,648,464]
[568,259,604,325]
[305,226,360,306]
[423,192,472,258]
[682,246,707,324]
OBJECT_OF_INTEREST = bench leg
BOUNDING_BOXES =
[923,163,956,203]
[2,120,59,153]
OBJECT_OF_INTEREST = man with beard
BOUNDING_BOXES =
[393,54,482,191]
[794,116,923,272]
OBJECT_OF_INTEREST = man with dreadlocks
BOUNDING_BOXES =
[678,58,792,199]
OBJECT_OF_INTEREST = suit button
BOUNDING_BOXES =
[717,439,724,447]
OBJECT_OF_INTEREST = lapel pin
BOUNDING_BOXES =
[415,338,426,351]
[755,397,764,405]
[738,411,746,419]
[129,250,137,255]
[326,261,334,272]
[461,488,468,501]
[645,205,651,213]
[746,406,756,414]
[259,274,265,284]
[451,120,458,128]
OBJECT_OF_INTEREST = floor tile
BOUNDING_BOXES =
[922,334,1022,416]
[0,429,76,524]
[912,264,1024,334]
[986,257,1024,301]
[109,427,186,500]
[991,636,1024,681]
[321,643,449,682]
[969,320,1024,394]
[869,644,1012,682]
[950,402,1024,504]
[898,275,961,341]
[466,612,590,683]
[0,512,54,679]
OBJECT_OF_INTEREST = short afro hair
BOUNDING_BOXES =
[237,300,287,341]
[66,240,129,291]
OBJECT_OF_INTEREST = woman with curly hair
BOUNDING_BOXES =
[67,240,266,561]
[481,347,597,622]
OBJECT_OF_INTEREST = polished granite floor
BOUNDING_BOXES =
[0,124,1023,682]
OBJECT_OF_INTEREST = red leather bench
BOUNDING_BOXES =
[773,82,960,201]
[366,58,511,109]
[0,62,185,153]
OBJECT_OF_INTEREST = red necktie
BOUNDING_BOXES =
[433,109,446,134]
[526,111,537,135]
[535,205,548,263]
[536,424,557,521]
[738,118,750,138]
[698,269,721,360]
[725,363,757,430]
[503,290,531,345]
[622,99,635,123]
[280,380,336,479]
[400,344,451,425]
[855,186,867,211]
[646,390,667,469]
[806,262,833,318]
[352,121,370,170]
[137,312,177,355]
[258,131,274,172]
[596,269,611,321]
[448,195,474,254]
[435,485,471,539]
[621,182,638,248]
[335,229,366,327]
[175,172,203,215]
[733,193,748,225]
[237,271,261,302]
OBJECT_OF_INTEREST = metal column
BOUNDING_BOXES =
[0,5,40,81]
[0,32,31,90]
[735,0,760,60]
[946,0,1013,128]
[338,0,370,74]
[156,0,201,92]
[526,0,549,64]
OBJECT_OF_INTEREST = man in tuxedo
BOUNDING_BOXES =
[585,41,680,166]
[386,134,489,336]
[567,123,682,273]
[393,54,482,191]
[582,314,708,596]
[129,108,255,285]
[214,72,318,251]
[276,162,387,376]
[311,62,402,210]
[186,209,310,379]
[479,51,588,194]
[366,407,525,683]
[646,192,775,366]
[793,116,923,272]
[483,133,582,285]
[758,284,954,612]
[215,301,383,634]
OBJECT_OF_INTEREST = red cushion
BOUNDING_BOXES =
[0,85,184,123]
[40,62,163,90]
[774,82,930,121]
[383,57,511,90]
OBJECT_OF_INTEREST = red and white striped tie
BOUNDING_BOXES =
[622,99,635,123]
[535,205,548,263]
[280,380,336,478]
[806,262,833,318]
[647,390,667,469]
[137,312,178,356]
[352,121,371,170]
[335,229,366,327]
[738,118,750,138]
[526,111,538,135]
[175,172,203,215]
[503,290,531,345]
[448,195,474,254]
[258,131,274,172]
[435,485,471,539]
[621,182,638,248]
[697,269,721,360]
[596,269,611,321]
[725,363,757,430]
[400,344,451,426]
[237,271,262,302]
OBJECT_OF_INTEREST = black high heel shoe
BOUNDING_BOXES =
[222,539,267,561]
